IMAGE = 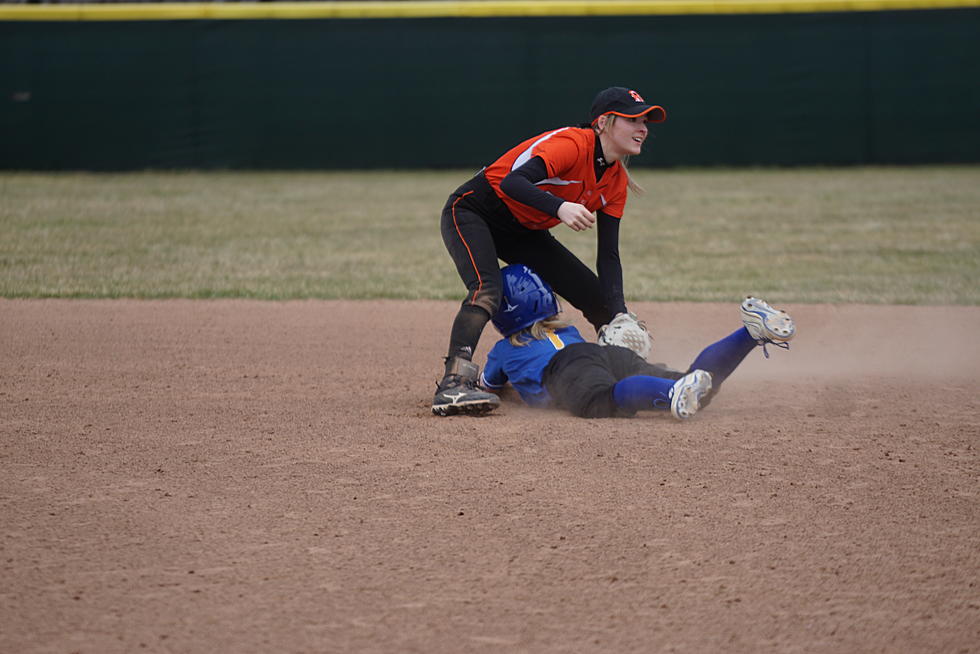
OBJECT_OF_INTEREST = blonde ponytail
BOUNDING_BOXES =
[508,317,570,347]
[622,156,645,195]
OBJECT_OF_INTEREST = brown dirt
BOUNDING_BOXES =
[1,299,978,654]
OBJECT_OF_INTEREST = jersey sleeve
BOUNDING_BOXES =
[499,156,565,217]
[596,211,628,315]
[532,130,587,180]
[481,340,509,389]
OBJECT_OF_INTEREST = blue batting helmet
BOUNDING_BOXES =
[491,264,560,336]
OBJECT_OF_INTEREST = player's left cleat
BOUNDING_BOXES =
[740,296,795,356]
[669,369,713,420]
[432,357,500,417]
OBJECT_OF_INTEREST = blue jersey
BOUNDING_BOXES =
[481,325,586,407]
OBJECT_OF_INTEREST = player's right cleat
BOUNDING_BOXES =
[740,296,796,345]
[432,357,500,417]
[669,369,713,420]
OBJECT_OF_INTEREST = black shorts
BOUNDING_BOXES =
[541,342,685,418]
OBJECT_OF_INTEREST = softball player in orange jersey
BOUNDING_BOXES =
[432,87,667,416]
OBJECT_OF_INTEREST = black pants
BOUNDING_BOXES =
[542,342,685,418]
[440,172,617,335]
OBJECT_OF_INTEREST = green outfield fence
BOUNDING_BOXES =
[2,0,979,169]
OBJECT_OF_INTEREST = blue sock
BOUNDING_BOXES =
[613,375,676,412]
[687,328,757,386]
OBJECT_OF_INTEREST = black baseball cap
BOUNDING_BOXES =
[589,87,666,124]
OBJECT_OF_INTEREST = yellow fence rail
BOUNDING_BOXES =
[2,0,978,21]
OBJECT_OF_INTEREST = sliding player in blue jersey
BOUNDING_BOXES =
[480,265,796,420]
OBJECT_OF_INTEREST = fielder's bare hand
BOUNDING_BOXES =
[557,202,596,231]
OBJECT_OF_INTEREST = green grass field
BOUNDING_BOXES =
[2,166,978,303]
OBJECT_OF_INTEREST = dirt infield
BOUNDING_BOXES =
[1,299,978,654]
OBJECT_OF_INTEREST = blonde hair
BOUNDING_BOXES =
[508,316,570,347]
[594,114,646,195]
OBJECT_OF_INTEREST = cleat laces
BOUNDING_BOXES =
[760,340,791,359]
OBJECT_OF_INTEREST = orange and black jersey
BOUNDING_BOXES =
[484,126,629,230]
[470,125,629,317]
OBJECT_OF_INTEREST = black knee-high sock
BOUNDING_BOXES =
[446,304,491,364]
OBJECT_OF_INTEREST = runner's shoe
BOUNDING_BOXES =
[669,369,713,420]
[432,357,500,416]
[740,297,796,346]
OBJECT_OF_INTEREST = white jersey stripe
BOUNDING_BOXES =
[511,126,572,171]
[536,176,581,187]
